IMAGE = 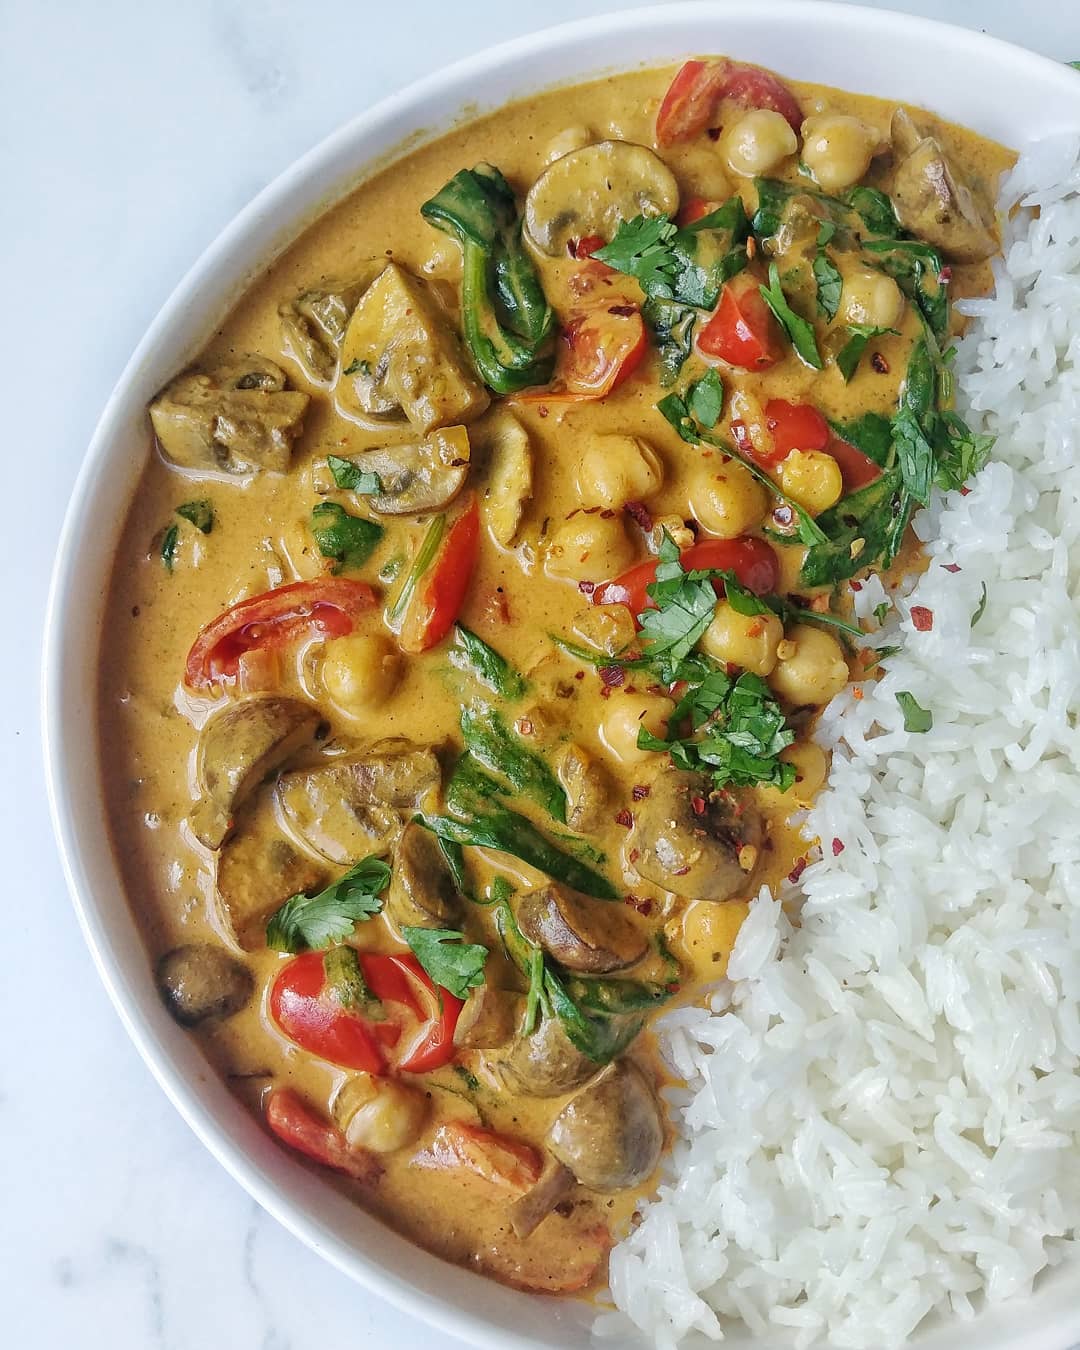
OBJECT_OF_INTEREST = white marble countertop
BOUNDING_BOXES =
[9,1,1080,1346]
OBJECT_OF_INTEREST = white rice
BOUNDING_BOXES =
[600,135,1080,1348]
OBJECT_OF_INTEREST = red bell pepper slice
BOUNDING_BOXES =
[656,58,802,146]
[698,273,783,371]
[414,1122,543,1195]
[397,495,480,655]
[184,578,376,690]
[593,535,780,619]
[265,1088,381,1182]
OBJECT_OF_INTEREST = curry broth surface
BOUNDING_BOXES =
[100,63,1012,1291]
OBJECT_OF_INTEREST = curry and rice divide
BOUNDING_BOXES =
[101,56,1012,1320]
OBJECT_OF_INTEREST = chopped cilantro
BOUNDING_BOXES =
[327,455,383,494]
[813,250,843,321]
[896,691,933,733]
[401,927,488,1001]
[759,262,823,369]
[971,582,988,629]
[266,857,390,952]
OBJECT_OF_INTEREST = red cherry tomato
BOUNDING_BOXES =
[265,1088,380,1182]
[593,536,780,620]
[761,399,831,465]
[269,951,463,1076]
[399,495,480,654]
[698,273,782,370]
[516,300,646,403]
[656,58,802,146]
[571,234,607,259]
[827,436,882,491]
[677,197,716,227]
[184,578,377,690]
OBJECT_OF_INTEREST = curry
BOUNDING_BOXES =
[100,57,1011,1295]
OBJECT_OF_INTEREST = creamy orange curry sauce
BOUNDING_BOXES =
[100,58,1010,1294]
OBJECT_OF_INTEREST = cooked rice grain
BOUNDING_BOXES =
[601,135,1080,1348]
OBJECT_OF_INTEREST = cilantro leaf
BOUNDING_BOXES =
[266,857,391,952]
[176,499,214,534]
[687,368,724,428]
[896,690,933,733]
[160,524,179,572]
[813,250,843,320]
[401,927,488,1000]
[716,570,772,617]
[971,582,988,629]
[310,501,383,573]
[874,601,890,625]
[892,405,935,505]
[759,262,823,369]
[638,535,719,669]
[327,455,383,494]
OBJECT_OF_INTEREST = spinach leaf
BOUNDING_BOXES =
[828,412,894,467]
[327,455,382,495]
[836,324,899,383]
[176,499,214,534]
[309,502,383,573]
[845,186,899,237]
[892,406,935,505]
[450,624,526,700]
[401,927,488,1000]
[687,367,725,428]
[160,524,179,572]
[799,470,913,587]
[460,706,567,822]
[759,262,823,369]
[543,966,644,1064]
[266,857,391,952]
[641,295,697,386]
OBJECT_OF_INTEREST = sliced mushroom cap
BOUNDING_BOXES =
[488,1013,599,1098]
[149,356,310,474]
[313,426,470,516]
[547,1059,663,1192]
[156,943,254,1026]
[509,1157,577,1240]
[890,108,998,263]
[278,267,381,384]
[336,263,489,432]
[277,742,441,865]
[473,410,533,548]
[518,883,648,974]
[628,768,761,901]
[524,140,680,258]
[215,789,325,950]
[385,821,460,931]
[453,985,524,1050]
[189,696,322,849]
[555,742,610,834]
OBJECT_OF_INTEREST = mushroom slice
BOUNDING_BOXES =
[215,789,325,950]
[156,943,253,1026]
[278,266,381,385]
[149,356,310,475]
[454,986,524,1051]
[555,742,610,834]
[276,742,441,865]
[488,1013,600,1098]
[336,263,489,432]
[509,1157,576,1240]
[473,410,533,547]
[547,1060,663,1192]
[518,883,648,974]
[312,426,470,516]
[628,768,761,901]
[524,140,680,258]
[189,696,322,849]
[889,108,998,263]
[384,821,461,931]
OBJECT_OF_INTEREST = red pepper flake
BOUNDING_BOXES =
[631,784,651,801]
[832,837,846,856]
[691,795,707,817]
[746,235,758,260]
[672,865,691,877]
[628,848,640,865]
[730,419,754,456]
[943,563,962,573]
[871,352,889,375]
[707,126,721,142]
[599,664,625,688]
[516,718,534,736]
[788,857,808,884]
[850,579,863,591]
[537,405,549,418]
[960,485,971,496]
[608,304,637,317]
[624,500,654,532]
[600,685,613,699]
[940,265,953,284]
[852,686,865,700]
[599,508,616,520]
[910,605,934,632]
[577,580,596,596]
[624,894,653,915]
[614,808,634,828]
[573,670,585,680]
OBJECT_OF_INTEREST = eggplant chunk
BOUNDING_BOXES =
[189,696,322,849]
[555,742,610,834]
[156,943,253,1026]
[215,790,325,950]
[628,768,761,901]
[336,263,489,432]
[277,742,441,865]
[313,426,470,515]
[890,108,997,263]
[385,821,460,930]
[547,1060,663,1192]
[149,355,310,475]
[489,1013,599,1098]
[278,268,381,384]
[510,1157,576,1239]
[524,140,679,258]
[518,883,647,974]
[473,410,533,547]
[454,986,524,1050]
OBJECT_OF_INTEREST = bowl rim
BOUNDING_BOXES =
[42,4,1080,1348]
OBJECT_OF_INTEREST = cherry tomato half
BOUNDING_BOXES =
[265,1088,380,1182]
[761,399,832,465]
[827,436,882,491]
[593,535,780,620]
[656,58,802,146]
[517,300,647,403]
[184,578,376,690]
[698,273,782,371]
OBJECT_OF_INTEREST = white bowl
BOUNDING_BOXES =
[43,4,1080,1347]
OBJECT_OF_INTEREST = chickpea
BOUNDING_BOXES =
[545,513,638,583]
[781,740,830,804]
[544,125,592,163]
[779,450,843,516]
[700,601,784,676]
[575,434,664,510]
[321,634,401,712]
[342,1078,428,1154]
[723,109,798,178]
[800,114,881,193]
[679,899,750,979]
[688,460,768,538]
[840,268,904,329]
[600,690,675,765]
[768,623,849,706]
